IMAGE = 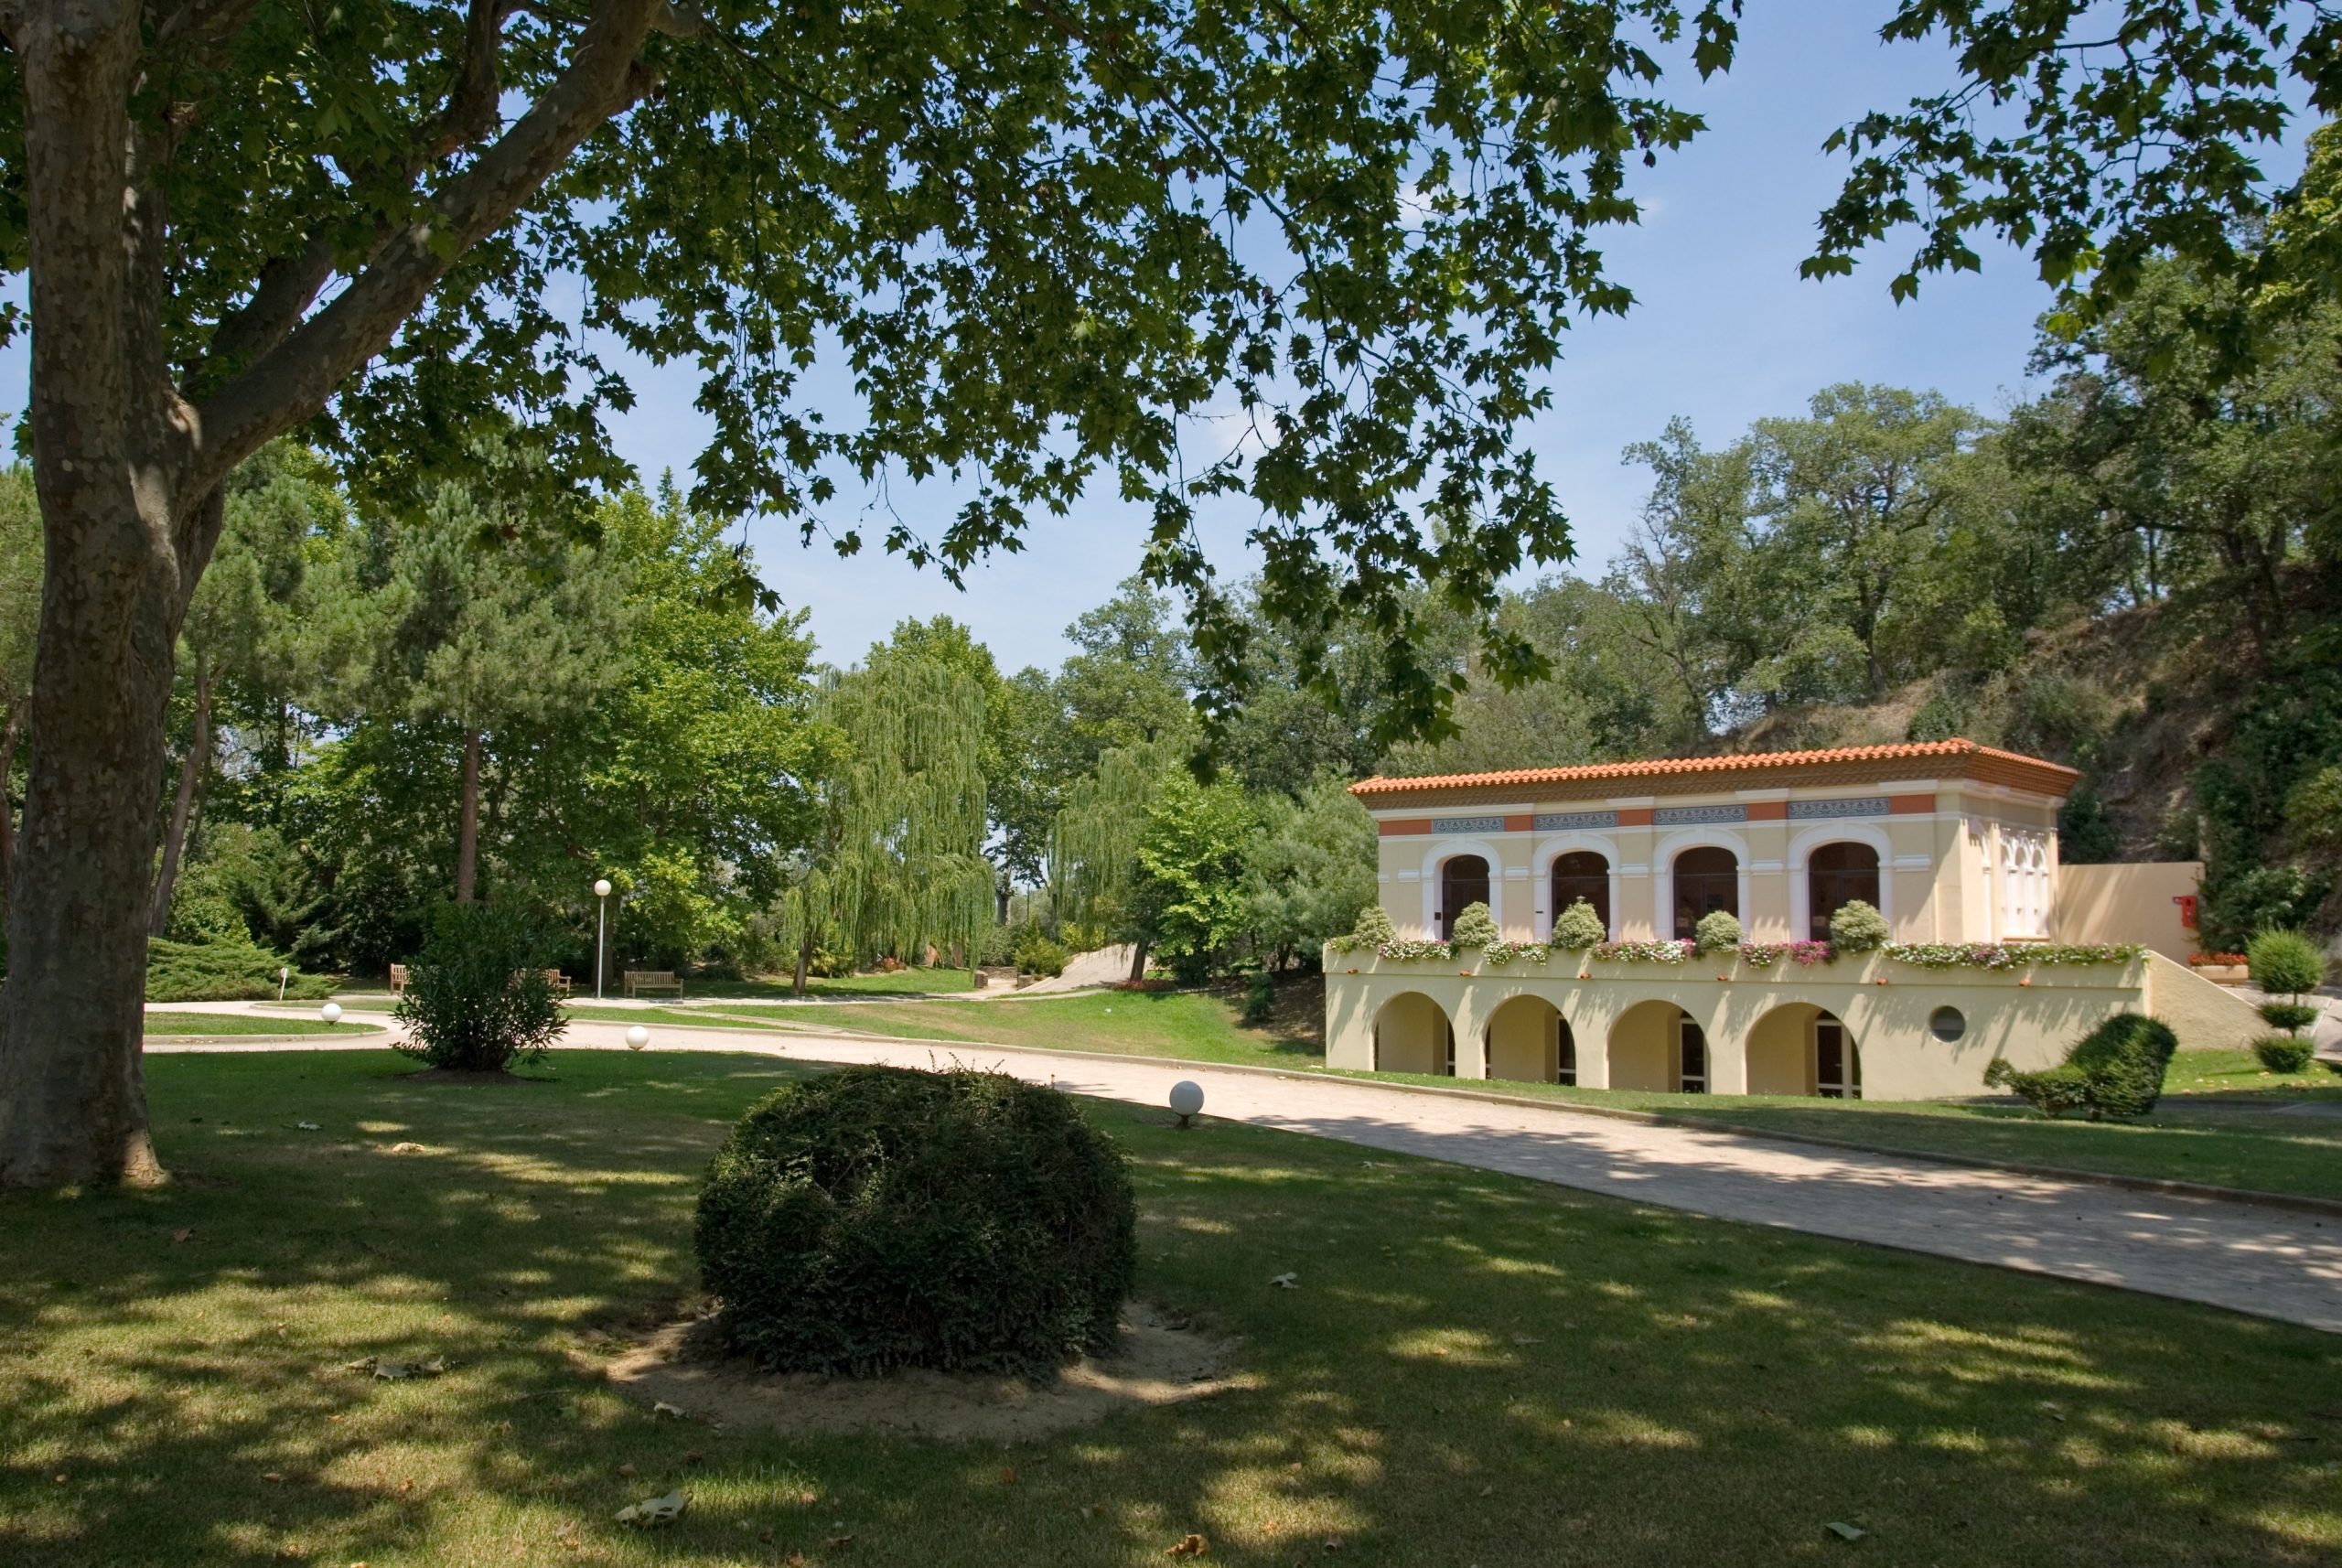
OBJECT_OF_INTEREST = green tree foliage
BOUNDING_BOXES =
[1054,736,1187,979]
[776,640,992,993]
[1814,4,2342,357]
[1133,776,1258,984]
[1245,777,1378,968]
[694,1066,1135,1377]
[312,468,629,906]
[1692,908,1742,953]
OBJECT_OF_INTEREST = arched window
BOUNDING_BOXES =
[1550,851,1610,938]
[1437,854,1490,940]
[1808,842,1882,941]
[1556,1017,1578,1086]
[1671,846,1738,940]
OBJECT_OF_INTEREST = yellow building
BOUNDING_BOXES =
[1323,739,2260,1100]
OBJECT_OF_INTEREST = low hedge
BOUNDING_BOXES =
[694,1065,1136,1378]
[146,934,335,1003]
[1985,1014,2178,1120]
[2252,1035,2317,1074]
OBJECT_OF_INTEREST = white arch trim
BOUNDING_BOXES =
[1651,827,1752,941]
[1418,838,1504,937]
[1531,834,1622,940]
[1787,822,1895,936]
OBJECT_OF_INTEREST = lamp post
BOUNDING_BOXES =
[594,878,613,999]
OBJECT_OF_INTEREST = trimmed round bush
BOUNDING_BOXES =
[2253,1034,2317,1074]
[1349,904,1398,948]
[1984,1013,2177,1119]
[694,1065,1136,1378]
[1827,899,1890,954]
[2257,1000,2323,1035]
[1692,908,1742,954]
[1449,900,1499,947]
[1552,898,1606,950]
[2247,927,2326,1000]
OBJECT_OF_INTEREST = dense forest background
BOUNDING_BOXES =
[4,243,2338,989]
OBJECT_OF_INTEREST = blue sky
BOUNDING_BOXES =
[0,9,2310,674]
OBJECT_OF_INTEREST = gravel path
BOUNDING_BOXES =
[148,1001,2342,1334]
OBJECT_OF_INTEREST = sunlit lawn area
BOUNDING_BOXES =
[561,1004,789,1030]
[1,1047,2333,1567]
[729,986,1323,1068]
[142,1011,381,1037]
[652,967,980,1001]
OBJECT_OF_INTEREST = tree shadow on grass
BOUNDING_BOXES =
[0,1048,2335,1565]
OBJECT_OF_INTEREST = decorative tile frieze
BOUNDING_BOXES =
[1430,815,1507,835]
[1786,796,1892,821]
[1532,809,1618,831]
[1653,803,1749,826]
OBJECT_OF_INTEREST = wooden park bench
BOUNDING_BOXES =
[389,962,409,995]
[624,970,683,998]
[541,969,573,998]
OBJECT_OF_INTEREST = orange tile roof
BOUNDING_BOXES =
[1350,738,2079,802]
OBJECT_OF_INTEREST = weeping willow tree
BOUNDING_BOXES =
[1052,736,1187,984]
[775,654,994,995]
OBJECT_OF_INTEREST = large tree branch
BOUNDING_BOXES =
[185,0,671,500]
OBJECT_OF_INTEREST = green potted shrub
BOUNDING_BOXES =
[1552,898,1606,950]
[1827,899,1889,955]
[694,1065,1136,1376]
[1348,904,1397,949]
[1449,901,1499,948]
[1692,908,1742,954]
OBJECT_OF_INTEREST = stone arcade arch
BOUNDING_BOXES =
[1372,992,1455,1076]
[1746,1002,1864,1098]
[1483,994,1575,1084]
[1608,999,1706,1093]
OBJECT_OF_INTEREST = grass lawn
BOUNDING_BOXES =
[638,968,981,1001]
[730,985,1321,1069]
[561,1004,789,1031]
[2163,1047,2342,1100]
[2,1048,2335,1567]
[142,1011,381,1037]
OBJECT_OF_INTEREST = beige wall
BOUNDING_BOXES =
[1485,996,1559,1083]
[2056,862,2204,963]
[1371,991,1448,1075]
[1326,945,2194,1101]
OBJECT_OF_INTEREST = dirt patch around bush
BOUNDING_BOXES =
[596,1304,1247,1441]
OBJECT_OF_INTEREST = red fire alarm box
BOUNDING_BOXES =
[2173,894,2197,930]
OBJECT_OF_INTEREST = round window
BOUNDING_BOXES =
[1928,1005,1966,1043]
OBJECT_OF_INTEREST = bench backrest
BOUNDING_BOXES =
[627,971,677,983]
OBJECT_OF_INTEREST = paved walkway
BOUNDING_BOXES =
[150,1002,2342,1334]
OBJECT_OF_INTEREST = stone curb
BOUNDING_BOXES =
[192,1009,2342,1223]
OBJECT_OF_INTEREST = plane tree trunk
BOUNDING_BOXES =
[148,650,213,937]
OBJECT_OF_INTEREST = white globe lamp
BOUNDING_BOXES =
[320,1002,343,1025]
[594,878,612,898]
[1168,1079,1204,1128]
[626,1024,650,1051]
